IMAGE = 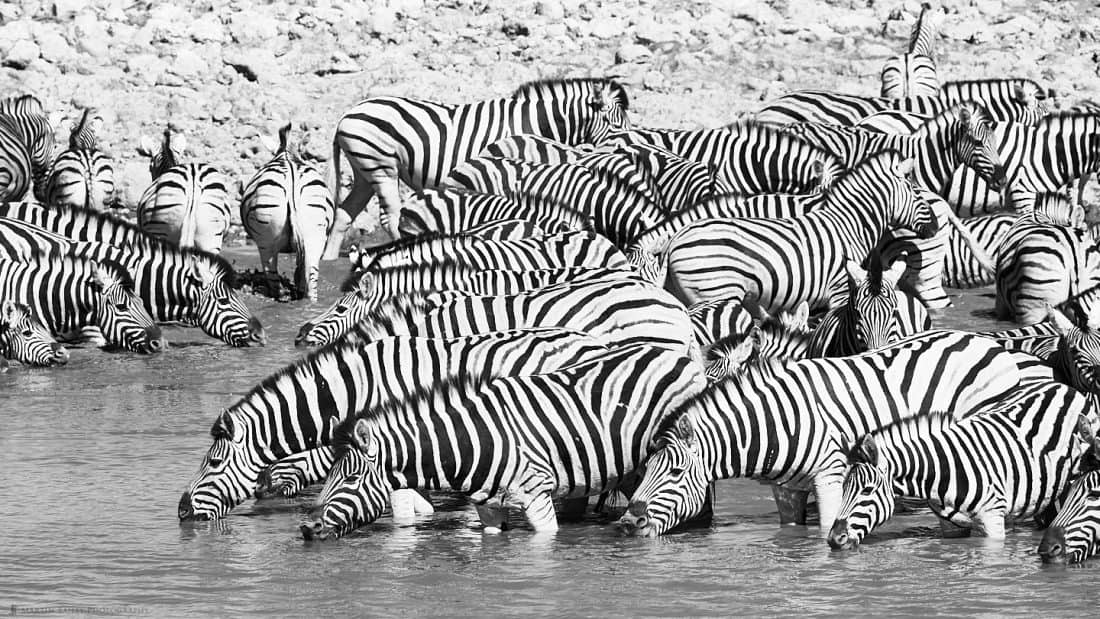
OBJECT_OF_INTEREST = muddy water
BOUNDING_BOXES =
[1,248,1098,617]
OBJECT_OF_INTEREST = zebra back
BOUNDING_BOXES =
[0,94,55,201]
[880,3,938,99]
[995,218,1100,324]
[938,78,1052,126]
[46,108,115,210]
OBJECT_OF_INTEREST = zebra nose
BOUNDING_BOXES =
[248,319,266,346]
[300,519,327,541]
[178,492,195,521]
[145,329,167,353]
[51,343,69,364]
[294,322,314,347]
[989,166,1007,191]
[827,518,852,550]
[1039,526,1067,563]
[627,500,648,518]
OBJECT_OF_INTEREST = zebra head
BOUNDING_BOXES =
[885,156,939,239]
[704,300,813,380]
[951,103,1007,191]
[295,273,377,347]
[1040,469,1100,564]
[0,300,68,367]
[624,245,666,286]
[618,414,710,537]
[87,261,167,354]
[300,418,391,541]
[703,328,760,382]
[179,409,258,521]
[1048,305,1100,396]
[1010,82,1054,126]
[137,126,183,179]
[186,256,266,347]
[827,437,896,551]
[844,255,908,351]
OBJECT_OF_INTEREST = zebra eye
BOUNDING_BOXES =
[216,296,231,306]
[21,329,33,337]
[114,302,129,311]
[208,457,223,468]
[334,304,348,314]
[862,485,877,495]
[344,474,360,484]
[669,467,684,476]
[1088,489,1100,500]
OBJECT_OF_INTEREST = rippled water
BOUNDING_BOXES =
[2,248,1098,616]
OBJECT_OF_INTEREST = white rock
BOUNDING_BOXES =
[223,47,282,83]
[615,42,651,63]
[34,25,74,62]
[587,16,624,39]
[4,38,39,68]
[716,0,782,25]
[633,16,667,43]
[171,48,208,77]
[391,0,424,17]
[51,0,84,20]
[125,53,166,85]
[229,10,281,45]
[535,0,564,20]
[0,19,33,53]
[367,5,399,34]
[189,14,225,43]
[642,70,665,90]
[827,12,879,34]
[74,12,110,57]
[145,4,192,39]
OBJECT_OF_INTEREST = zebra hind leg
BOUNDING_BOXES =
[322,175,375,261]
[475,501,510,533]
[771,485,809,526]
[373,176,405,241]
[936,515,973,538]
[522,492,560,533]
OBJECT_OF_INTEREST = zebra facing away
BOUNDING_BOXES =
[323,78,630,258]
[1038,469,1100,564]
[136,126,232,253]
[178,328,610,521]
[0,254,166,354]
[662,151,937,313]
[617,330,1030,537]
[879,2,939,99]
[0,300,69,367]
[299,345,706,540]
[240,123,335,300]
[45,108,116,211]
[0,94,55,201]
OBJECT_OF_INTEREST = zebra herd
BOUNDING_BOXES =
[3,4,1100,567]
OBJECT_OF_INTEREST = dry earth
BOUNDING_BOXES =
[2,0,1099,244]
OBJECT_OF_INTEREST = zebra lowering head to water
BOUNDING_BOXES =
[178,328,609,521]
[0,300,68,367]
[299,345,706,540]
[1039,469,1100,564]
[0,94,55,202]
[323,77,630,257]
[45,108,116,211]
[0,254,166,354]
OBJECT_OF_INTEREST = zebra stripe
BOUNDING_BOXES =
[702,304,815,382]
[301,344,706,539]
[618,329,1030,536]
[609,144,733,212]
[138,162,232,253]
[478,134,592,163]
[0,95,55,201]
[0,254,165,353]
[1039,469,1100,563]
[880,3,939,98]
[45,108,116,210]
[325,78,629,254]
[254,446,339,499]
[663,150,936,312]
[240,123,335,300]
[0,299,68,367]
[398,185,592,238]
[178,328,611,521]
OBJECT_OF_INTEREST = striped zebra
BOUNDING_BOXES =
[0,254,165,353]
[827,384,1098,549]
[688,293,810,352]
[0,216,87,260]
[984,306,1100,397]
[0,300,68,367]
[880,2,939,99]
[324,78,630,256]
[702,304,815,381]
[807,256,932,357]
[444,156,541,195]
[1038,469,1100,563]
[0,95,55,201]
[240,123,335,300]
[601,122,842,196]
[136,126,232,253]
[479,134,592,163]
[352,230,627,273]
[45,108,116,210]
[756,78,1050,126]
[607,144,732,212]
[398,185,592,238]
[178,327,610,521]
[662,151,937,312]
[617,330,1032,536]
[300,344,706,540]
[0,202,265,347]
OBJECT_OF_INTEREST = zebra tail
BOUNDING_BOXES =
[287,184,312,296]
[944,208,997,275]
[909,2,935,56]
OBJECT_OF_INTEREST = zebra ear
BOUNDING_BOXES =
[87,262,114,292]
[259,132,281,154]
[958,103,973,127]
[854,435,879,466]
[673,414,697,448]
[893,157,916,178]
[353,419,379,458]
[844,259,866,285]
[740,292,770,323]
[210,409,238,441]
[0,299,16,326]
[356,272,374,297]
[136,135,158,157]
[1047,305,1076,334]
[882,257,908,289]
[1012,83,1032,105]
[784,301,811,331]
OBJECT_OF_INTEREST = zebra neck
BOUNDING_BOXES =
[514,95,573,145]
[369,397,480,493]
[812,194,887,260]
[910,125,963,194]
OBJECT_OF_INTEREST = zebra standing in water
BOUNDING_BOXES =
[0,300,69,367]
[136,126,232,253]
[617,330,1031,537]
[178,328,610,521]
[300,345,706,540]
[240,123,334,300]
[1038,468,1100,564]
[324,77,630,256]
[45,108,116,210]
[879,3,939,99]
[0,94,55,201]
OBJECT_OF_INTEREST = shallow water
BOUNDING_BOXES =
[2,248,1098,617]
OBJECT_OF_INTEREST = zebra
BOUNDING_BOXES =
[0,254,166,353]
[398,185,592,238]
[983,306,1100,398]
[444,156,542,195]
[478,134,592,163]
[608,144,734,212]
[0,300,68,367]
[617,329,1031,537]
[136,126,232,253]
[0,202,265,347]
[807,255,932,357]
[324,77,630,257]
[601,122,843,196]
[0,216,88,260]
[0,94,55,201]
[880,2,939,99]
[240,123,335,300]
[755,78,1051,127]
[701,304,815,381]
[44,108,116,211]
[351,230,628,273]
[1038,469,1100,564]
[299,344,707,540]
[178,327,611,521]
[661,150,937,312]
[294,274,687,351]
[827,386,1098,549]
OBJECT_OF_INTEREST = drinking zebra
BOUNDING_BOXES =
[178,328,609,521]
[45,108,116,210]
[880,2,939,99]
[1038,469,1100,564]
[239,123,335,300]
[0,254,166,353]
[136,126,232,253]
[0,300,68,367]
[324,77,630,256]
[0,94,55,201]
[300,344,706,540]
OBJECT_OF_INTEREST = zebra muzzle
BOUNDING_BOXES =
[299,518,333,542]
[50,343,69,365]
[294,323,314,347]
[826,518,858,550]
[616,501,653,536]
[1038,526,1067,564]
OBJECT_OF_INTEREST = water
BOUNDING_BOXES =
[2,248,1098,617]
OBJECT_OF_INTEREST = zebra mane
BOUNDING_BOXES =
[870,410,958,444]
[818,149,905,198]
[23,250,137,291]
[350,292,438,340]
[155,125,179,175]
[704,331,758,363]
[68,108,97,151]
[941,77,1044,90]
[908,2,935,56]
[511,77,629,111]
[340,259,476,293]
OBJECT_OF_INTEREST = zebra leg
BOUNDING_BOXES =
[389,488,423,524]
[771,485,809,525]
[475,501,510,533]
[558,497,589,522]
[411,489,435,515]
[813,474,844,535]
[522,492,560,533]
[373,177,404,241]
[970,510,1007,539]
[322,176,375,261]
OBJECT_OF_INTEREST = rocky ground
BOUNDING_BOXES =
[2,0,1099,245]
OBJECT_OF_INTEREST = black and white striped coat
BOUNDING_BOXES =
[879,2,939,99]
[398,185,592,238]
[0,300,68,367]
[0,95,55,201]
[45,108,116,210]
